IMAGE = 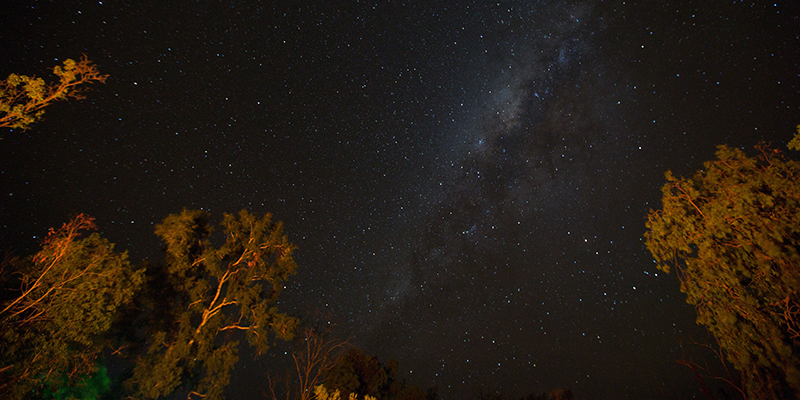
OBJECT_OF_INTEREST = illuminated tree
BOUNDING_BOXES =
[125,209,300,400]
[645,139,800,398]
[0,55,108,130]
[314,384,377,400]
[0,214,143,400]
[789,125,800,151]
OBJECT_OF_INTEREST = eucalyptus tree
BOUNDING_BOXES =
[125,209,300,400]
[645,136,800,398]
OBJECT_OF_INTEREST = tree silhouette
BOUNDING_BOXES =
[323,348,436,400]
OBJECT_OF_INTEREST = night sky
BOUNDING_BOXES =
[1,1,799,399]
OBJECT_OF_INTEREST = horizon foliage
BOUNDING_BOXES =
[314,384,378,400]
[323,348,436,400]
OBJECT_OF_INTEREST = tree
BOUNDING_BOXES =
[0,214,143,400]
[267,325,351,400]
[323,348,436,400]
[789,125,800,151]
[125,209,300,400]
[324,348,396,399]
[676,341,746,400]
[37,364,111,400]
[313,384,377,400]
[0,55,108,130]
[645,139,800,398]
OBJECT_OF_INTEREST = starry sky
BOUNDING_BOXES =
[1,1,799,399]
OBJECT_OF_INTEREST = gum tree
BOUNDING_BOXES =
[126,209,300,400]
[0,214,143,399]
[645,137,800,398]
[0,55,108,131]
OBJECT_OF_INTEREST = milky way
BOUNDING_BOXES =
[1,1,798,399]
[384,1,622,310]
[357,1,655,395]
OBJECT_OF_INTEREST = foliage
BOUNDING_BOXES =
[645,142,800,398]
[323,348,436,400]
[0,214,143,400]
[125,209,300,400]
[0,55,108,130]
[38,365,111,400]
[323,348,397,399]
[789,125,800,151]
[314,384,377,400]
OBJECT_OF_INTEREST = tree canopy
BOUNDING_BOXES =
[0,55,107,131]
[0,214,142,399]
[0,209,300,400]
[314,384,377,400]
[323,348,436,400]
[125,209,300,400]
[645,139,800,398]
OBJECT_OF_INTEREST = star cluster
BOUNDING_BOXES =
[1,1,798,399]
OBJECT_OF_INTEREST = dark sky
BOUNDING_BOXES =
[1,1,799,399]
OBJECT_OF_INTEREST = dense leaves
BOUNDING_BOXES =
[125,209,299,400]
[314,384,377,400]
[0,55,107,130]
[38,365,111,400]
[0,214,142,400]
[1,209,300,400]
[645,142,800,398]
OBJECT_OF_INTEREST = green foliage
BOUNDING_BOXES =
[645,142,800,398]
[38,365,111,400]
[0,55,108,130]
[125,209,299,400]
[0,215,143,400]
